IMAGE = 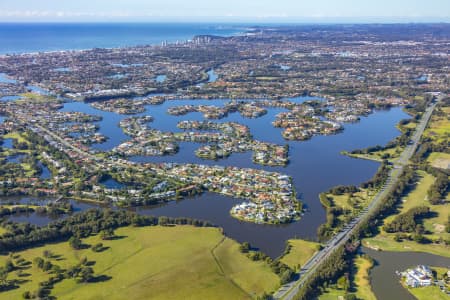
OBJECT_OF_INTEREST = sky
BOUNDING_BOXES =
[0,0,449,22]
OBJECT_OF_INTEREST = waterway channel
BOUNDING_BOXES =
[2,96,410,257]
[362,247,450,300]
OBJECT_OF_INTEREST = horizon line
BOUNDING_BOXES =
[0,20,449,25]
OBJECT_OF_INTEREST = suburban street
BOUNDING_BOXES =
[273,96,442,300]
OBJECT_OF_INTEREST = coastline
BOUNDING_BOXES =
[0,22,246,56]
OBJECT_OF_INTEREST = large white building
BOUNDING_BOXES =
[404,265,433,288]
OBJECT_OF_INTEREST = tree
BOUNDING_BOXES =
[337,275,349,291]
[65,266,79,279]
[78,267,94,283]
[4,260,14,272]
[428,173,448,205]
[69,236,82,250]
[0,267,8,286]
[415,224,425,235]
[280,269,294,284]
[92,243,104,252]
[344,294,357,300]
[80,256,88,266]
[256,292,272,300]
[33,257,44,269]
[43,249,52,258]
[100,228,115,240]
[42,260,53,272]
[22,291,31,299]
[239,242,251,253]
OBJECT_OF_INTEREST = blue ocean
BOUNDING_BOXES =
[0,23,242,54]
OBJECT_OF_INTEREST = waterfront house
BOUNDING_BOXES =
[404,265,433,288]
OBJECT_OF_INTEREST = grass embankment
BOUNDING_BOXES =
[408,286,449,300]
[0,226,279,300]
[363,170,450,257]
[280,239,320,270]
[318,255,376,300]
[343,147,402,163]
[353,256,376,300]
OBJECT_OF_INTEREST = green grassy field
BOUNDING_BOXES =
[0,226,280,300]
[407,286,449,300]
[382,170,449,240]
[363,237,450,257]
[382,171,435,225]
[363,170,450,257]
[323,188,375,228]
[280,239,320,270]
[399,121,417,130]
[327,189,373,211]
[344,147,403,163]
[424,106,450,143]
[17,93,59,103]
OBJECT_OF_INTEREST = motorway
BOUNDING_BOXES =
[273,97,442,300]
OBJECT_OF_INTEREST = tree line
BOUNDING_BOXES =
[383,206,431,233]
[0,209,213,253]
[428,172,449,205]
[293,246,352,300]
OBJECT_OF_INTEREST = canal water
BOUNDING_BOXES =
[56,98,409,256]
[207,69,218,82]
[2,95,410,257]
[1,138,13,149]
[0,95,21,102]
[100,176,126,189]
[155,75,167,83]
[0,196,97,226]
[4,139,13,150]
[362,247,450,300]
[38,161,52,180]
[6,153,26,163]
[0,73,17,84]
